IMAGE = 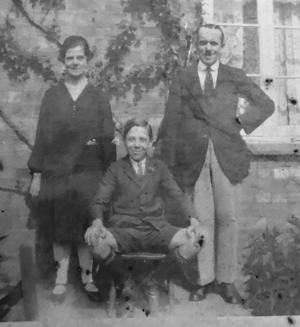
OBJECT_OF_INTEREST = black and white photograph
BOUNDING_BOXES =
[0,0,300,326]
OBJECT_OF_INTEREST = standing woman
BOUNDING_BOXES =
[28,36,116,302]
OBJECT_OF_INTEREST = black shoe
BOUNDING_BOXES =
[189,287,206,301]
[84,282,103,302]
[217,283,242,304]
[87,292,103,302]
[51,292,66,304]
[189,282,215,301]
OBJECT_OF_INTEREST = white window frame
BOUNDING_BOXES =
[203,0,300,154]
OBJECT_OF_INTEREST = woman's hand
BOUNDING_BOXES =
[84,219,107,246]
[29,173,41,197]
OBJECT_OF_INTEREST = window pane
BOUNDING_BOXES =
[215,26,259,74]
[214,0,258,24]
[214,0,260,74]
[276,79,300,126]
[274,1,300,126]
[274,1,300,27]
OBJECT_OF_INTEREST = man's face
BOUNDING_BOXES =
[197,27,223,66]
[64,45,87,79]
[125,126,152,162]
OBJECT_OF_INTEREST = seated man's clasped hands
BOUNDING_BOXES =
[85,118,207,316]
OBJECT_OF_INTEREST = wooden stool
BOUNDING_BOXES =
[107,252,175,317]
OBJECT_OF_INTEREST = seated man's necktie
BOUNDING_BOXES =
[204,66,214,99]
[137,161,144,177]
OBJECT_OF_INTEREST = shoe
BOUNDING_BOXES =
[84,282,102,302]
[189,282,215,301]
[51,284,66,304]
[51,258,69,304]
[189,287,206,301]
[217,283,242,304]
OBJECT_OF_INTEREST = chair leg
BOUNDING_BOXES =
[107,280,116,318]
[168,279,175,310]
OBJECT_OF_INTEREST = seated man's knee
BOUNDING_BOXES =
[177,238,201,260]
[92,232,118,260]
[170,228,207,260]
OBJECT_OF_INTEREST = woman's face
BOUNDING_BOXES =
[64,45,87,79]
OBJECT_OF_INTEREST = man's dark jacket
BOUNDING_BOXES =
[159,62,275,187]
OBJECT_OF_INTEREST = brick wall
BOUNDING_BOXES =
[0,0,182,233]
[241,156,300,228]
[0,0,299,235]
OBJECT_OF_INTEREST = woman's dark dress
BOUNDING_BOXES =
[28,81,116,271]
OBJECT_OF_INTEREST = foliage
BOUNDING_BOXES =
[28,0,65,12]
[0,0,203,145]
[242,223,300,316]
[2,0,203,101]
[0,0,64,83]
[85,0,202,103]
[0,17,57,83]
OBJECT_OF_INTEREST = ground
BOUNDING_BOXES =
[2,284,250,325]
[0,200,260,325]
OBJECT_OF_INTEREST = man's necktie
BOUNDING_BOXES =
[204,66,214,99]
[137,161,144,177]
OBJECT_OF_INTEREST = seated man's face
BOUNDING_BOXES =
[125,126,152,162]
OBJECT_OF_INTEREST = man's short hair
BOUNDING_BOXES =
[122,118,153,140]
[195,24,225,45]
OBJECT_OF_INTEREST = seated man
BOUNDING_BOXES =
[85,118,206,315]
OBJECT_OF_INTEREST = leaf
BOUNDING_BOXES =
[242,225,300,315]
[290,288,298,298]
[262,252,272,265]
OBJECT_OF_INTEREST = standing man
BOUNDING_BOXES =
[158,24,274,303]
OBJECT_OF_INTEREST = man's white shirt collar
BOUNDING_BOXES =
[198,60,220,72]
[197,60,220,90]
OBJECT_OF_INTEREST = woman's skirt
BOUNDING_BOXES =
[36,167,103,247]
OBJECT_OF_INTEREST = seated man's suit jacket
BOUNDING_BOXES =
[159,61,275,188]
[91,155,196,229]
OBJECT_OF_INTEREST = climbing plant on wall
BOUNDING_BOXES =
[0,0,63,83]
[0,0,203,145]
[2,0,202,98]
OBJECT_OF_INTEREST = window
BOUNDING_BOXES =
[203,0,300,152]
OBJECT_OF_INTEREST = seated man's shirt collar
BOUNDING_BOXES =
[130,157,146,174]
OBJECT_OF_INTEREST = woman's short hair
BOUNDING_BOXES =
[58,35,94,62]
[122,118,153,140]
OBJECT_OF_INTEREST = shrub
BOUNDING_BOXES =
[242,220,300,316]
